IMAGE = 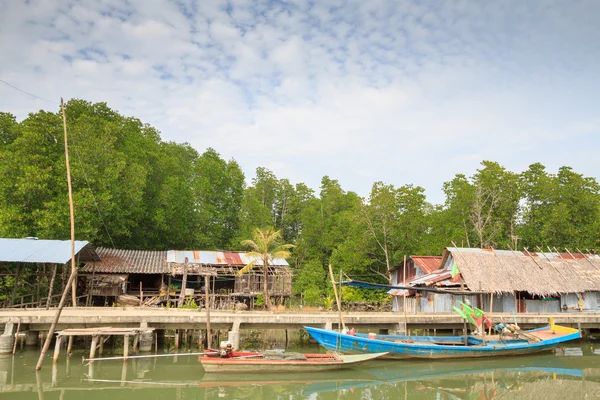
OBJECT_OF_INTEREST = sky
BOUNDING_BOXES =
[1,0,599,204]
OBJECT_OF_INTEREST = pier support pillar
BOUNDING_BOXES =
[26,330,39,346]
[392,322,407,335]
[139,321,153,352]
[227,320,241,350]
[324,321,333,330]
[0,320,16,354]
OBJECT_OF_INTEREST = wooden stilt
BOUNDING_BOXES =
[11,264,21,306]
[98,336,104,356]
[89,335,98,359]
[67,336,74,355]
[155,332,158,353]
[178,257,189,307]
[53,336,63,364]
[123,335,129,359]
[174,330,179,350]
[46,264,57,310]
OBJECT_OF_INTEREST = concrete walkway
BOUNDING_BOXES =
[1,307,599,331]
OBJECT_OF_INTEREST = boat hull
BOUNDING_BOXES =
[304,325,581,360]
[200,352,387,373]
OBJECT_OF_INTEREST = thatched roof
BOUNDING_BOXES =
[443,247,600,296]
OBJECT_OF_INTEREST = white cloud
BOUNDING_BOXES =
[1,0,599,204]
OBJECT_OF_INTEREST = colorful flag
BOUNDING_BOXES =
[451,260,459,278]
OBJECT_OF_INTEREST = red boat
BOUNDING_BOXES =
[200,352,387,373]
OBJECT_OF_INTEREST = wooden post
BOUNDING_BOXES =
[167,275,171,307]
[328,264,345,330]
[178,257,189,307]
[139,282,143,306]
[46,264,58,310]
[174,330,179,350]
[98,336,104,356]
[12,319,21,355]
[52,336,62,364]
[123,334,129,359]
[89,335,98,359]
[87,263,96,307]
[11,264,21,306]
[205,275,212,349]
[36,266,41,306]
[67,336,73,355]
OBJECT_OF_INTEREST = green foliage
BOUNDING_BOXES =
[181,297,198,309]
[254,293,265,307]
[342,286,391,304]
[3,100,600,308]
[323,295,334,310]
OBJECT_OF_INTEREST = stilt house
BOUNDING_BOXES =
[392,247,600,314]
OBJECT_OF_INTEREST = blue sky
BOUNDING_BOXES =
[1,0,599,204]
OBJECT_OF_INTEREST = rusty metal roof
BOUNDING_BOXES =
[81,248,168,274]
[409,269,459,287]
[167,250,289,267]
[0,238,100,264]
[411,256,442,274]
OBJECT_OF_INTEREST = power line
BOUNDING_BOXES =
[0,79,59,105]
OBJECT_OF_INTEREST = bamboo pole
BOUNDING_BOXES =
[328,264,345,331]
[46,264,58,309]
[60,99,77,309]
[36,98,77,371]
[35,268,77,370]
[204,275,212,349]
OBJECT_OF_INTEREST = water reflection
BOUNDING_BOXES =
[0,341,599,399]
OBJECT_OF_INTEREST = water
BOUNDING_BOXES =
[2,340,600,399]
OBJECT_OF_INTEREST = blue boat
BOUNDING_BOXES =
[305,320,581,359]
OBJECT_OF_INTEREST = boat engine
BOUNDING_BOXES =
[219,341,233,358]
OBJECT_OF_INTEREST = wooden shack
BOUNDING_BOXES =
[391,247,600,314]
[167,250,292,309]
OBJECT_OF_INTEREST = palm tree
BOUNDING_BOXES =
[238,227,293,310]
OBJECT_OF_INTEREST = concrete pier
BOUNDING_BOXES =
[0,320,16,354]
[1,308,600,339]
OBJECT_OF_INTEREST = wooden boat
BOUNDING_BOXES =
[200,352,387,373]
[305,320,580,359]
[203,349,262,358]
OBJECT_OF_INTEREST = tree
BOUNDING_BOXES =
[238,227,293,310]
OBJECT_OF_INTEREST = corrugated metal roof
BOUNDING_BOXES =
[167,250,289,267]
[0,238,100,264]
[409,269,458,286]
[81,248,168,274]
[411,256,442,274]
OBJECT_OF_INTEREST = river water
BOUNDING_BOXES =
[1,340,599,399]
